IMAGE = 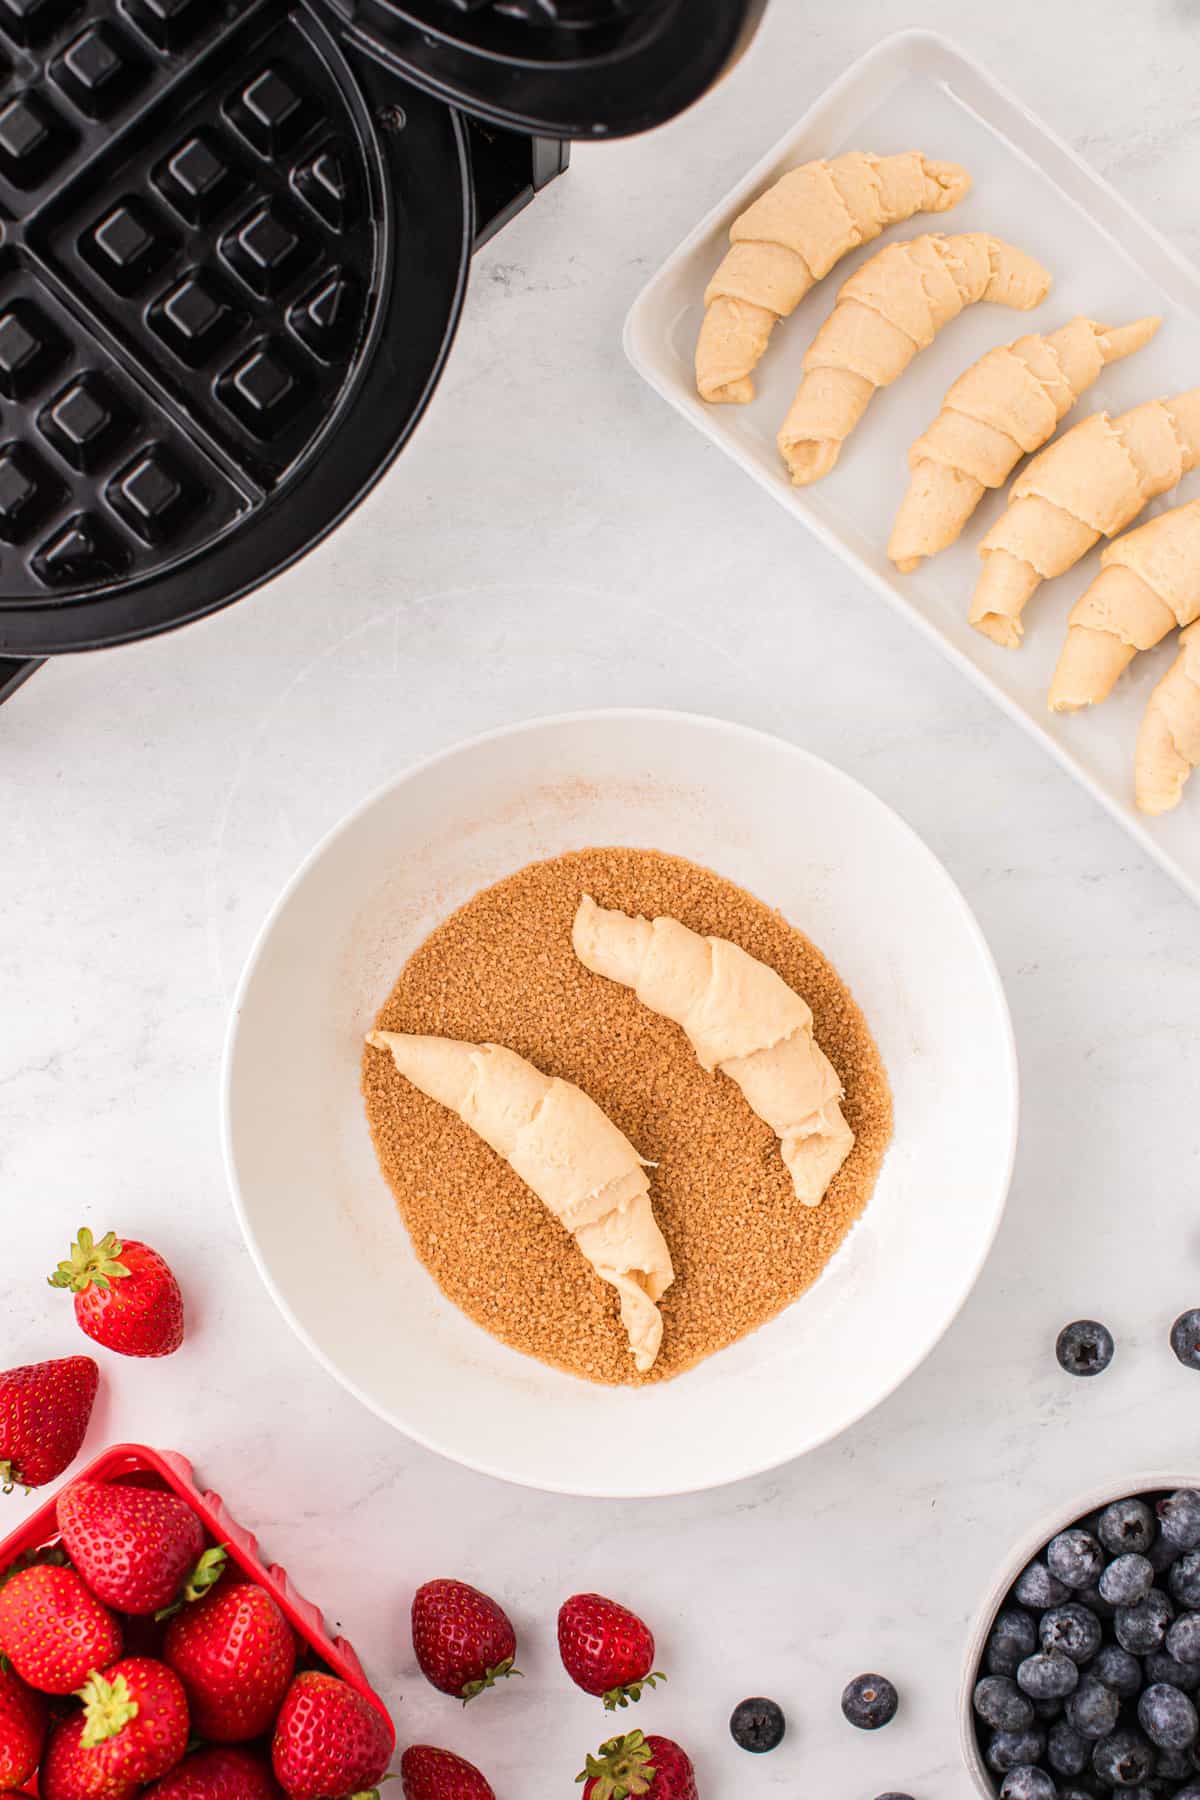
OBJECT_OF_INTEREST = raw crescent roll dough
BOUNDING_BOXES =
[696,150,971,404]
[888,315,1160,572]
[366,1031,674,1373]
[970,389,1200,648]
[572,896,854,1207]
[1049,498,1200,712]
[777,232,1052,485]
[1136,621,1200,815]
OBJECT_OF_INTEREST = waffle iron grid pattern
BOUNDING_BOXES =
[0,0,378,604]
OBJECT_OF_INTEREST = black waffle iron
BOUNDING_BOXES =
[0,0,766,701]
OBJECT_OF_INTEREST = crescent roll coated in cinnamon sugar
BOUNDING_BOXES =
[888,315,1160,573]
[696,151,971,405]
[572,895,853,1208]
[777,233,1052,486]
[365,1031,674,1373]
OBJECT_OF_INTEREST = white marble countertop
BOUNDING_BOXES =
[3,3,1200,1795]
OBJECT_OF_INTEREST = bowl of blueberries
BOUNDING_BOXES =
[963,1476,1200,1799]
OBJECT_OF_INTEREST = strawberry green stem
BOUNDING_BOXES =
[576,1730,657,1800]
[461,1657,523,1703]
[48,1228,130,1295]
[77,1670,139,1747]
[603,1671,666,1712]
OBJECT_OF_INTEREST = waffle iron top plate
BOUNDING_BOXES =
[0,0,471,655]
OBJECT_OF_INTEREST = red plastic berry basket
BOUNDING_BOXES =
[0,1442,394,1750]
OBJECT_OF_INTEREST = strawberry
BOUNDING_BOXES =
[145,1746,283,1800]
[164,1574,295,1742]
[0,1662,46,1786]
[57,1479,221,1618]
[50,1231,184,1359]
[271,1673,392,1800]
[411,1580,519,1702]
[558,1594,664,1709]
[578,1733,697,1800]
[399,1744,495,1800]
[0,1564,122,1694]
[0,1356,99,1491]
[41,1659,188,1800]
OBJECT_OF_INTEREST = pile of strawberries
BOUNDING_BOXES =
[402,1581,695,1799]
[0,1476,392,1800]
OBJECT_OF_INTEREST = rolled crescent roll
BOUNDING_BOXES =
[1136,621,1200,815]
[1049,498,1200,712]
[778,233,1052,485]
[366,1032,674,1373]
[696,150,971,404]
[888,314,1160,572]
[572,896,853,1207]
[970,389,1200,648]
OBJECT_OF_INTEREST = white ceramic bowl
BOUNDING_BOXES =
[961,1473,1196,1796]
[222,709,1018,1497]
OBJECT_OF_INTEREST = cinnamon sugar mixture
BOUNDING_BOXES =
[362,848,892,1385]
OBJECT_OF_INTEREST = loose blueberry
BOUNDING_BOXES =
[1099,1497,1157,1557]
[1175,1786,1200,1798]
[841,1674,898,1731]
[1116,1589,1175,1654]
[1065,1673,1120,1740]
[1151,1530,1185,1574]
[1074,1582,1115,1621]
[1016,1561,1071,1609]
[1156,1742,1196,1778]
[1171,1551,1200,1608]
[1168,1615,1200,1667]
[1139,1680,1200,1749]
[988,1608,1040,1676]
[1030,1697,1063,1723]
[1161,1490,1200,1551]
[873,1795,915,1800]
[1091,1643,1143,1697]
[1056,1319,1115,1377]
[1047,1530,1105,1592]
[1046,1718,1090,1777]
[1099,1554,1155,1608]
[1146,1648,1200,1692]
[985,1728,1047,1774]
[975,1676,1036,1732]
[1018,1651,1080,1701]
[1171,1310,1200,1370]
[1092,1726,1155,1787]
[1041,1602,1102,1664]
[999,1769,1056,1800]
[729,1696,785,1753]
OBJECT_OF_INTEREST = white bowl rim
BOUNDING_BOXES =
[960,1470,1200,1795]
[221,706,1020,1498]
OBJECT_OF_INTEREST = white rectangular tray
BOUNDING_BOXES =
[625,28,1200,903]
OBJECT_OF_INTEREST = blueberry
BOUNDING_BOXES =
[975,1675,1036,1732]
[1092,1726,1155,1786]
[1146,1648,1200,1692]
[1157,1742,1196,1777]
[729,1696,785,1753]
[1175,1786,1200,1798]
[1099,1554,1156,1608]
[1099,1498,1157,1557]
[1151,1530,1185,1574]
[1074,1583,1115,1621]
[1139,1680,1200,1749]
[1048,1530,1105,1592]
[986,1727,1047,1774]
[989,1607,1040,1676]
[1041,1603,1103,1664]
[1116,1589,1175,1653]
[1091,1644,1143,1697]
[1168,1615,1200,1667]
[841,1674,898,1731]
[1171,1310,1200,1369]
[1065,1673,1120,1740]
[1018,1651,1080,1700]
[1056,1319,1115,1377]
[1016,1560,1072,1609]
[1160,1490,1200,1551]
[872,1795,915,1800]
[999,1769,1056,1800]
[1030,1697,1063,1722]
[1047,1718,1090,1777]
[1171,1552,1200,1608]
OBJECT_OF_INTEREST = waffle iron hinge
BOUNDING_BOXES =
[466,119,570,249]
